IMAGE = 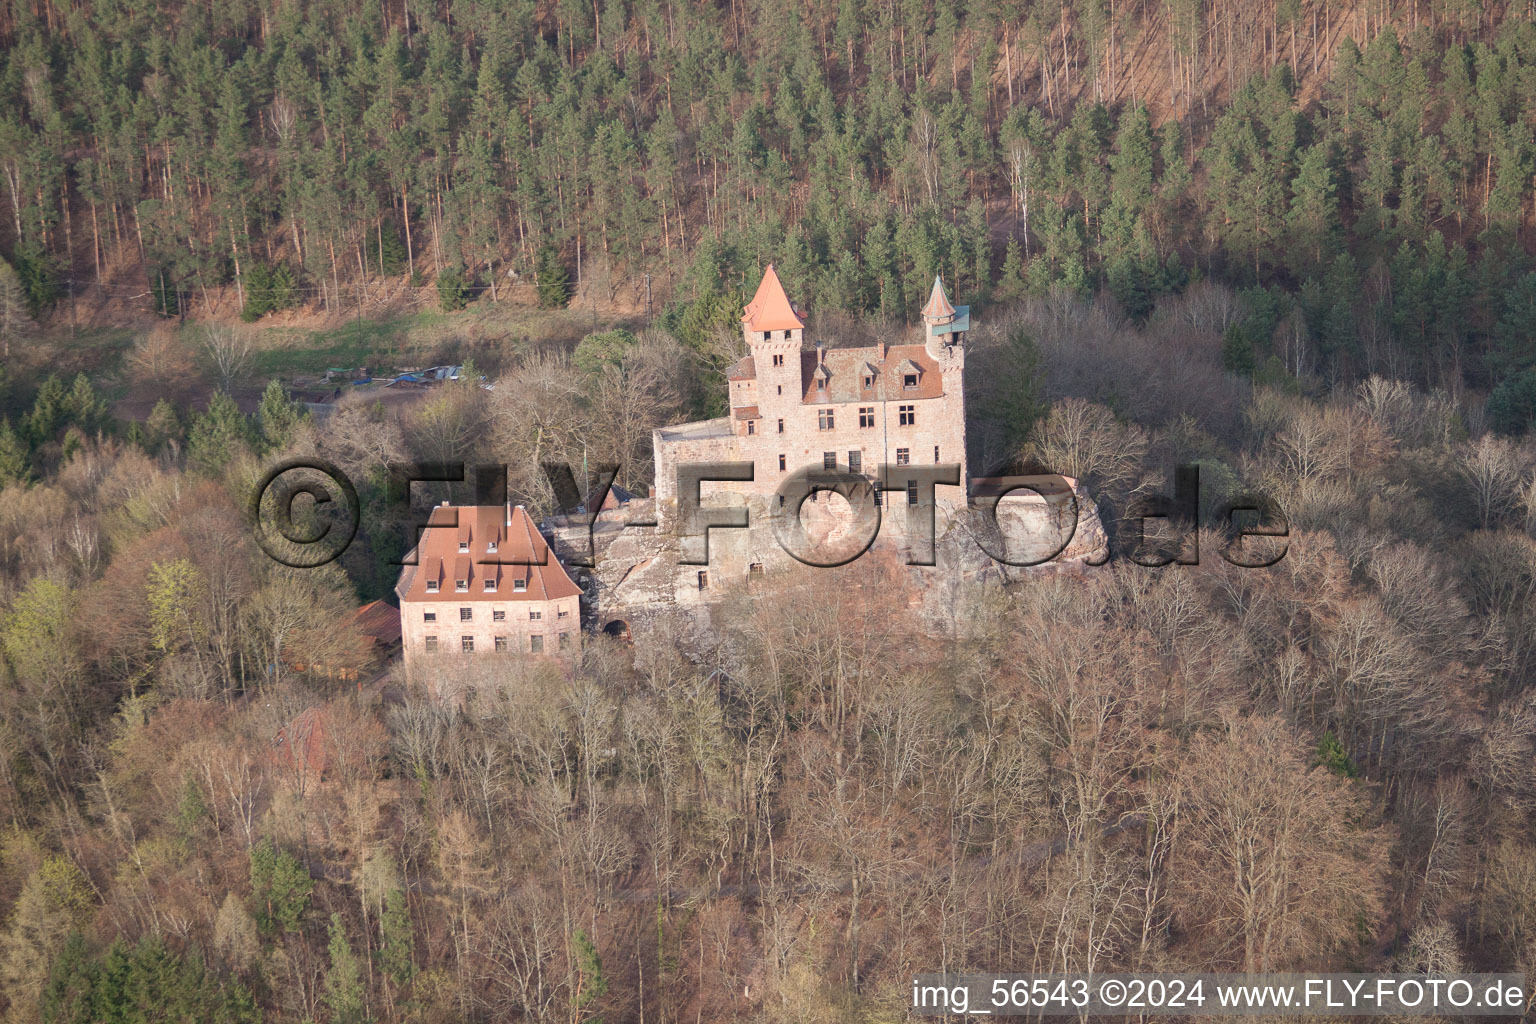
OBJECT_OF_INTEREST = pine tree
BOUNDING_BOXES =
[436,267,470,311]
[62,374,109,435]
[572,928,608,1020]
[143,399,182,455]
[0,418,29,485]
[257,378,307,452]
[248,838,312,935]
[996,238,1027,303]
[324,913,366,1024]
[186,393,253,475]
[378,888,416,987]
[0,258,36,359]
[536,244,571,308]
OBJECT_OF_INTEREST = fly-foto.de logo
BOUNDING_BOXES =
[248,458,1289,571]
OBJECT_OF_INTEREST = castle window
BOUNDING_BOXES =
[493,610,506,622]
[823,451,837,470]
[530,635,544,653]
[460,607,472,622]
[530,610,543,620]
[904,373,918,388]
[777,418,784,433]
[559,632,572,650]
[906,480,919,505]
[779,454,786,471]
[934,445,941,462]
[816,378,826,391]
[777,385,783,395]
[858,407,874,427]
[424,611,437,623]
[426,579,439,593]
[749,562,764,576]
[494,636,508,652]
[863,374,874,388]
[424,636,438,652]
[896,448,910,465]
[558,608,570,618]
[763,332,771,342]
[783,330,792,340]
[461,635,475,653]
[818,409,835,430]
[848,451,862,474]
[899,404,916,426]
[746,420,756,435]
[772,353,784,366]
[697,570,709,590]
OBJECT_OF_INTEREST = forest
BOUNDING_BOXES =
[3,0,1536,418]
[3,0,1536,1022]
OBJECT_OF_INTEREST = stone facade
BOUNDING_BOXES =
[539,268,1109,639]
[653,267,968,512]
[395,503,582,681]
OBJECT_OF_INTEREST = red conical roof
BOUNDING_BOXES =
[741,264,805,331]
[921,275,956,323]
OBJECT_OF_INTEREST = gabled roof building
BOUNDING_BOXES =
[395,502,582,679]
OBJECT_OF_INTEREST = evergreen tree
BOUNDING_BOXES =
[1494,272,1536,376]
[1488,368,1536,435]
[378,888,416,987]
[143,399,183,455]
[996,238,1027,303]
[0,418,29,485]
[61,374,109,435]
[325,912,366,1024]
[257,378,308,452]
[536,244,571,309]
[572,928,608,1020]
[249,837,312,935]
[187,393,253,475]
[0,258,36,359]
[437,267,470,311]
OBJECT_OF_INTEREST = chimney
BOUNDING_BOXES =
[878,339,887,360]
[505,501,512,529]
[815,341,825,365]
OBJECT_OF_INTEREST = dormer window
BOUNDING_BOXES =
[863,374,874,388]
[458,540,469,552]
[484,578,497,593]
[904,374,918,388]
[426,579,440,593]
[487,540,497,553]
[513,578,527,593]
[816,378,826,391]
[455,578,468,592]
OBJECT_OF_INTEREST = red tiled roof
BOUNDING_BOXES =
[734,405,761,419]
[354,600,402,646]
[741,265,805,332]
[400,504,582,603]
[799,344,944,404]
[727,355,756,380]
[921,276,956,322]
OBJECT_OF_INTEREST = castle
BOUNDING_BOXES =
[652,266,970,512]
[396,266,1107,670]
